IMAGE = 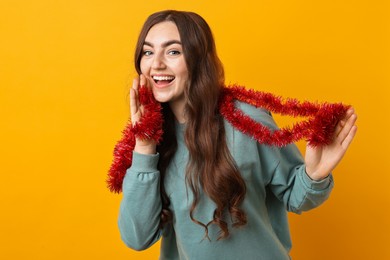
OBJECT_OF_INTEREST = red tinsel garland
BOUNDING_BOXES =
[107,85,349,193]
[219,86,349,147]
[106,86,163,193]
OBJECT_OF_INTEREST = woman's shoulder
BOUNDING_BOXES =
[234,101,278,130]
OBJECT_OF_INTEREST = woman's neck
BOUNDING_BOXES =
[169,100,186,124]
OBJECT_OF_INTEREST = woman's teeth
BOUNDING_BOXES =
[153,75,175,83]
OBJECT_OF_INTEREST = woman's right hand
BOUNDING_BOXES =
[130,74,157,154]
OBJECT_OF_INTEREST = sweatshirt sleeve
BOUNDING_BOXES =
[267,143,334,214]
[118,151,162,250]
[235,101,334,214]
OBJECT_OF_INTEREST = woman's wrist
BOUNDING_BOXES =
[134,142,156,155]
[305,167,330,181]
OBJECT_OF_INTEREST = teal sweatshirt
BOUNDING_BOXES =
[118,102,334,260]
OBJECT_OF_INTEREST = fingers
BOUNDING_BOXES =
[133,76,140,91]
[336,108,358,148]
[334,108,354,137]
[341,125,357,149]
[130,74,152,125]
[131,77,138,110]
[130,77,141,124]
[140,74,146,88]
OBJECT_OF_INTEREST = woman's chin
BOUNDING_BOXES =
[152,93,169,103]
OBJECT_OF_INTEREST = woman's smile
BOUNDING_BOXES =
[151,74,176,88]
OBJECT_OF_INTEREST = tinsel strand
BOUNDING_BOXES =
[107,85,350,193]
[106,86,163,193]
[219,85,349,147]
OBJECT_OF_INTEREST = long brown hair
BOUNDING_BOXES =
[134,10,247,240]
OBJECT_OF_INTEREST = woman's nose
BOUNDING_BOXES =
[151,53,166,70]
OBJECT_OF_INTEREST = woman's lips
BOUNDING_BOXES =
[152,75,175,88]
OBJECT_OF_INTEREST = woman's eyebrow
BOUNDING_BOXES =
[143,40,182,48]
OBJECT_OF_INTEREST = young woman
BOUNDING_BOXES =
[117,10,357,259]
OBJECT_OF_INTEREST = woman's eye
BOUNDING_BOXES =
[143,50,153,56]
[168,50,181,55]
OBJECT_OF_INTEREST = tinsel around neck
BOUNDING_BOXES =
[107,85,349,193]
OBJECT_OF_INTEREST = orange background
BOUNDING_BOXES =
[1,0,389,259]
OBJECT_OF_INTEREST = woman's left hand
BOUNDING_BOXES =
[304,108,358,181]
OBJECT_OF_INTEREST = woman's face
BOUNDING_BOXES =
[140,21,189,112]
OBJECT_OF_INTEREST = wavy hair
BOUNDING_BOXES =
[134,10,247,240]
